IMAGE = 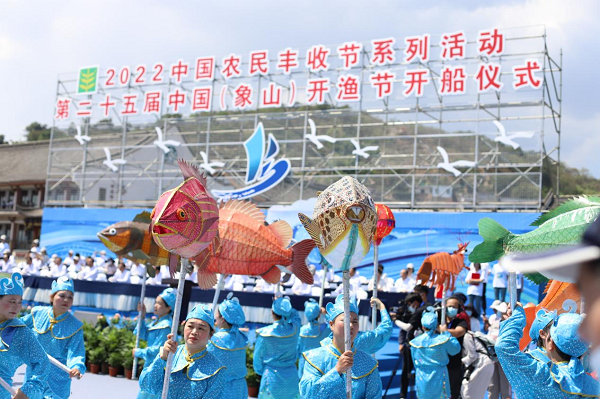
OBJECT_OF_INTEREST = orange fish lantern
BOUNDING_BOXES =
[417,242,469,296]
[192,200,315,289]
[374,204,395,246]
[150,160,219,274]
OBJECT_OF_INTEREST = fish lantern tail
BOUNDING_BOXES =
[291,239,316,284]
[469,218,513,263]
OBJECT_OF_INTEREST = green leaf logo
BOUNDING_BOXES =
[77,66,98,94]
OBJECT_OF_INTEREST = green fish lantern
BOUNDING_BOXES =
[298,176,377,271]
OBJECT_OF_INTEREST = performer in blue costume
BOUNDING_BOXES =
[297,298,328,377]
[300,294,381,398]
[133,287,175,399]
[320,297,392,355]
[208,292,248,399]
[409,306,461,399]
[496,304,599,398]
[526,308,554,364]
[139,304,226,399]
[253,296,301,399]
[0,273,49,399]
[22,276,85,399]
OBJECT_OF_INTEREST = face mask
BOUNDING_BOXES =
[589,346,600,375]
[446,306,458,318]
[408,305,416,314]
[497,311,503,318]
[466,310,473,317]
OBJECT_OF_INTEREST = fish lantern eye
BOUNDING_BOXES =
[108,228,117,235]
[345,204,365,223]
[176,208,187,221]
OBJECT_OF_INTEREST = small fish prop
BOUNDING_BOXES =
[191,200,315,289]
[374,203,395,246]
[298,176,377,271]
[470,196,600,283]
[519,280,581,350]
[417,242,469,295]
[150,160,219,274]
[97,211,172,277]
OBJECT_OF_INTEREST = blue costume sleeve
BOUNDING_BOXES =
[20,313,33,329]
[445,332,461,357]
[139,354,166,395]
[16,326,50,398]
[299,354,346,397]
[201,363,226,399]
[355,307,393,354]
[364,365,383,399]
[134,318,150,341]
[67,329,87,373]
[252,335,265,376]
[135,323,169,363]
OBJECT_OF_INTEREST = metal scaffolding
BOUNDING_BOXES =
[45,25,561,210]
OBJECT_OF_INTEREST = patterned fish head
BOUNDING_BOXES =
[150,177,219,257]
[97,221,138,254]
[298,176,377,270]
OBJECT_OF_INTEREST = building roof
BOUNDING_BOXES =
[0,140,49,185]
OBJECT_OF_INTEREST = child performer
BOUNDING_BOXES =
[253,296,301,399]
[139,304,226,398]
[297,298,328,377]
[496,304,599,398]
[409,307,461,399]
[208,293,248,399]
[22,276,85,398]
[0,273,49,399]
[527,308,553,363]
[133,287,175,399]
[300,294,382,398]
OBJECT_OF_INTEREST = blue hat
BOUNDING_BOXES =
[421,306,439,330]
[326,294,358,322]
[272,296,293,318]
[304,298,320,322]
[159,288,176,309]
[0,273,24,296]
[51,276,75,294]
[219,292,245,326]
[529,309,555,342]
[186,304,214,330]
[551,312,589,358]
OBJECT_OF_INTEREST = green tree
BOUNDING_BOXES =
[25,122,51,141]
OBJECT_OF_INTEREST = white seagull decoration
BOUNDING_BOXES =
[305,118,338,149]
[153,127,181,154]
[350,139,379,159]
[198,151,225,175]
[75,126,91,146]
[436,146,475,177]
[103,147,127,172]
[493,120,535,150]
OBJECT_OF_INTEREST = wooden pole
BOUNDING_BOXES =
[132,270,147,380]
[161,259,190,399]
[508,271,517,312]
[0,376,16,397]
[211,274,225,313]
[371,245,379,329]
[342,270,352,399]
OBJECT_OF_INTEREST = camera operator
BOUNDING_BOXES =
[394,285,432,399]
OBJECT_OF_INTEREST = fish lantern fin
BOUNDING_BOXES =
[298,213,322,250]
[178,159,207,186]
[223,200,265,223]
[317,191,323,196]
[261,266,282,284]
[133,211,152,224]
[469,218,512,263]
[145,263,156,278]
[130,249,150,261]
[290,239,315,284]
[531,195,600,227]
[168,253,179,277]
[268,221,293,247]
[197,269,218,290]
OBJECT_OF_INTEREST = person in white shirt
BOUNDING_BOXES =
[0,235,9,254]
[19,254,39,276]
[111,261,131,283]
[466,263,485,316]
[94,250,107,268]
[491,262,507,302]
[38,248,50,266]
[104,258,117,277]
[78,257,98,281]
[406,263,417,288]
[30,238,40,254]
[50,257,68,278]
[0,252,15,273]
[63,250,76,266]
[333,268,368,299]
[253,277,277,293]
[368,264,390,292]
[129,262,146,278]
[395,269,412,293]
[291,265,315,296]
[224,274,248,291]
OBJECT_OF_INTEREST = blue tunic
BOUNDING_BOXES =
[139,346,226,399]
[22,306,85,399]
[0,318,50,399]
[207,326,248,399]
[495,306,599,398]
[134,315,173,399]
[253,314,301,399]
[297,321,329,378]
[409,330,461,399]
[320,307,393,355]
[300,343,382,399]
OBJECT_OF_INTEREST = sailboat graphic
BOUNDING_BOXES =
[212,123,292,200]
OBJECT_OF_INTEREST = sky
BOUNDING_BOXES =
[1,0,599,176]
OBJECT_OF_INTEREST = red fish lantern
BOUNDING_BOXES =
[374,204,395,246]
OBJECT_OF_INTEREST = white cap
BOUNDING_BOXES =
[0,235,6,240]
[406,263,414,269]
[50,254,57,258]
[41,247,47,252]
[33,239,39,244]
[2,249,9,254]
[100,250,106,255]
[68,250,74,254]
[489,300,502,310]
